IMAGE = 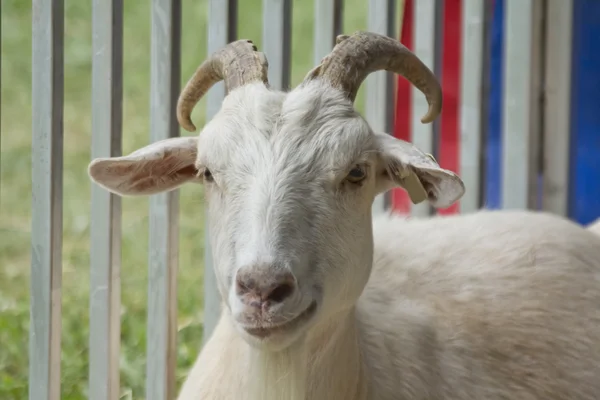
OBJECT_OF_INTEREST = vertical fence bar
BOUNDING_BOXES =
[203,0,238,345]
[501,0,535,209]
[479,0,494,208]
[89,1,123,399]
[29,1,64,399]
[0,3,2,190]
[542,0,573,216]
[313,0,344,64]
[146,0,181,399]
[526,0,545,210]
[366,0,397,214]
[484,0,504,209]
[437,0,462,216]
[458,0,486,213]
[411,0,442,217]
[262,0,292,90]
[392,0,414,214]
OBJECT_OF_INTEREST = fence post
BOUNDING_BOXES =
[262,0,292,91]
[458,0,487,213]
[410,0,443,217]
[88,1,123,399]
[313,0,344,65]
[0,2,2,181]
[366,0,397,214]
[145,0,181,399]
[501,0,537,209]
[202,0,238,346]
[542,0,573,216]
[29,0,64,399]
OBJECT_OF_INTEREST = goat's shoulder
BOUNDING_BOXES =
[368,208,600,283]
[587,217,600,236]
[362,208,600,319]
[356,209,600,399]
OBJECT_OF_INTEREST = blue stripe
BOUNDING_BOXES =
[569,0,600,224]
[484,0,503,209]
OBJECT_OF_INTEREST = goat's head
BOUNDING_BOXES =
[88,33,465,351]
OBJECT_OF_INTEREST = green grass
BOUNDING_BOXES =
[0,0,390,398]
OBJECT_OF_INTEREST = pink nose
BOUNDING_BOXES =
[235,266,297,309]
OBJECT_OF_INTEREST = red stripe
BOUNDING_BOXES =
[437,0,463,215]
[391,0,414,214]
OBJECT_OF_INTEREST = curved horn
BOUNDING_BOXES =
[176,39,270,132]
[304,31,442,124]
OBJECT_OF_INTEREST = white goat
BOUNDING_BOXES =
[587,218,600,236]
[88,32,600,400]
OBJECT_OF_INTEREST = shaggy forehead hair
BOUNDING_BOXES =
[200,81,374,181]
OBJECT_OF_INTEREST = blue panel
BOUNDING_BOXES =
[569,0,600,224]
[484,0,503,209]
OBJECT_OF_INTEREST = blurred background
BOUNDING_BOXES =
[1,0,599,399]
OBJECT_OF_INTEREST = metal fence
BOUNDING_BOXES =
[27,0,598,399]
[390,0,581,218]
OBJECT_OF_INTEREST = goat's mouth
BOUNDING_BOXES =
[242,301,318,339]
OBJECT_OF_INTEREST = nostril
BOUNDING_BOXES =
[267,282,294,303]
[236,275,246,295]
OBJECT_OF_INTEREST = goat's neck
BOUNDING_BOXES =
[307,308,368,399]
[246,308,368,400]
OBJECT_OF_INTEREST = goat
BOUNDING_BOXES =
[587,218,600,236]
[88,32,600,400]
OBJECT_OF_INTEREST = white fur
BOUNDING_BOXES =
[176,210,600,400]
[586,218,600,236]
[88,80,600,400]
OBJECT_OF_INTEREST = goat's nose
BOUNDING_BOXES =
[235,266,296,307]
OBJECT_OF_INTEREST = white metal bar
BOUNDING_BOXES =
[458,0,485,213]
[366,0,397,214]
[89,1,123,399]
[411,0,442,217]
[203,0,238,345]
[501,0,535,209]
[262,0,292,90]
[0,4,2,187]
[313,0,344,65]
[145,0,181,399]
[526,0,545,210]
[542,0,573,215]
[29,0,64,399]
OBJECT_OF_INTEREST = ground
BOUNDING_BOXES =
[0,0,391,398]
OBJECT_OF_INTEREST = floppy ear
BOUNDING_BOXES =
[374,132,465,209]
[88,136,201,196]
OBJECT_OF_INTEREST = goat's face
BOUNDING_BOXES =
[199,83,387,350]
[87,34,465,351]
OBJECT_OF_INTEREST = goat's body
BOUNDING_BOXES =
[178,209,600,400]
[587,218,600,236]
[360,209,600,399]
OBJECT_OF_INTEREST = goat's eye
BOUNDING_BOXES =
[203,168,214,182]
[345,165,367,184]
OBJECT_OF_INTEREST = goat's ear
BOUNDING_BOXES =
[88,136,201,196]
[374,132,465,209]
